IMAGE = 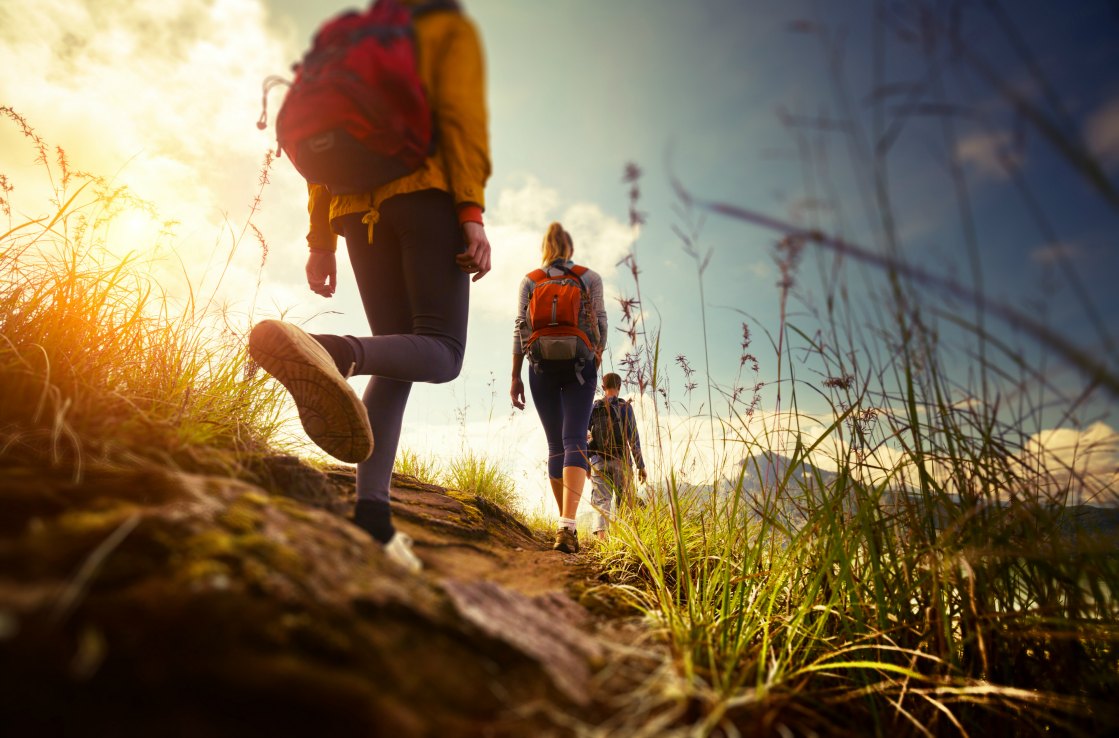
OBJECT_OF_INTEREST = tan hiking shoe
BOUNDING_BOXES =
[552,527,579,554]
[248,320,373,463]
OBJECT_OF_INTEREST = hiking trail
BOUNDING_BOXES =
[0,455,665,737]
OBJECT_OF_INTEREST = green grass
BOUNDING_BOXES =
[592,18,1119,728]
[595,436,1119,733]
[0,109,285,477]
[394,447,443,485]
[396,447,523,516]
[442,449,520,511]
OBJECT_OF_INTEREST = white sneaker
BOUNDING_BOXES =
[383,532,423,573]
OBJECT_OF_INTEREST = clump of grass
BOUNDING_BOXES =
[395,447,526,521]
[394,448,443,485]
[0,109,285,477]
[517,498,566,537]
[592,12,1119,725]
[442,450,520,512]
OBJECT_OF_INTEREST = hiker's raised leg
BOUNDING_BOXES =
[330,191,468,384]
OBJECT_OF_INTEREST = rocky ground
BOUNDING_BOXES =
[0,456,664,737]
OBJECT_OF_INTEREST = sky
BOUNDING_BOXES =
[2,0,1118,510]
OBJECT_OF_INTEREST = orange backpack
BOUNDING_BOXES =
[523,264,594,362]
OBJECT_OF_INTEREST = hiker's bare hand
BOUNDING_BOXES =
[306,250,337,297]
[457,222,491,282]
[511,376,525,410]
[638,468,648,484]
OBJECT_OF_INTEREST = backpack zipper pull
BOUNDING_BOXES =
[550,295,558,325]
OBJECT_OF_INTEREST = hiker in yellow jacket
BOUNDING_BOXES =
[250,0,491,573]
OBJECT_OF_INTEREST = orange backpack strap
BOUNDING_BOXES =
[527,268,547,283]
[530,324,593,349]
[566,264,597,348]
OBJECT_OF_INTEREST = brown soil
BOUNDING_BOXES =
[377,474,603,598]
[0,456,662,737]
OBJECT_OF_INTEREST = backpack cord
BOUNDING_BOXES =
[256,75,293,155]
[564,264,601,355]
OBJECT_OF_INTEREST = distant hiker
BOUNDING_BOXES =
[250,0,490,574]
[511,223,607,554]
[588,372,646,540]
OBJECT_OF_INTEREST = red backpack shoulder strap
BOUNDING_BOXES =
[410,0,460,18]
[527,268,547,283]
[569,264,589,278]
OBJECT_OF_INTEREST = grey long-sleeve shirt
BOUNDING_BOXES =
[513,260,607,356]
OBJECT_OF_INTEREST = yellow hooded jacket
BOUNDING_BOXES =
[305,2,491,252]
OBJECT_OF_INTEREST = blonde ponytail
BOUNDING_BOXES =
[540,222,573,265]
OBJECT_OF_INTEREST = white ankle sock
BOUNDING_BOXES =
[559,517,577,531]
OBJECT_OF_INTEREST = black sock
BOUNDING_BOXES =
[311,333,358,376]
[354,499,395,544]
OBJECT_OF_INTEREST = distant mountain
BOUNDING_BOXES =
[1055,505,1119,538]
[736,452,838,495]
[630,453,1119,544]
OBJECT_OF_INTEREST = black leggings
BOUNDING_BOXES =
[337,189,468,504]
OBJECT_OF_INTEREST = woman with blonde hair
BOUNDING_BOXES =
[511,222,607,553]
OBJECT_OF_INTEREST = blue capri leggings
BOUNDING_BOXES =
[528,361,598,479]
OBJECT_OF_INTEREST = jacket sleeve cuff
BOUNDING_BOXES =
[306,232,338,253]
[457,203,484,226]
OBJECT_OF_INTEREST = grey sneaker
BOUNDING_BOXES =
[384,532,423,573]
[248,320,373,463]
[553,527,579,554]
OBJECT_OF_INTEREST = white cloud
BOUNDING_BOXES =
[747,259,770,279]
[956,130,1022,181]
[472,175,633,319]
[487,175,562,230]
[560,201,633,278]
[0,0,310,308]
[1031,241,1081,265]
[1086,96,1119,172]
[1018,422,1119,505]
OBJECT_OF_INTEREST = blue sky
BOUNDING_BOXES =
[2,0,1117,507]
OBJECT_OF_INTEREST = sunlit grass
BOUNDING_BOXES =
[394,447,443,485]
[0,108,286,477]
[396,447,522,517]
[442,449,520,512]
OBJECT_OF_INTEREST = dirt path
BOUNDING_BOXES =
[384,475,603,599]
[1,459,663,737]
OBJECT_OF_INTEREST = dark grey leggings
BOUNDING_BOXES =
[337,189,468,504]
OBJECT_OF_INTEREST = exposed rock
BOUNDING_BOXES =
[0,459,620,736]
[250,454,351,515]
[444,580,605,706]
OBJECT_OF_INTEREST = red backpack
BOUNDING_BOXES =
[523,264,595,363]
[258,0,458,193]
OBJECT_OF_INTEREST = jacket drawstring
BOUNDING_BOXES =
[361,208,381,243]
